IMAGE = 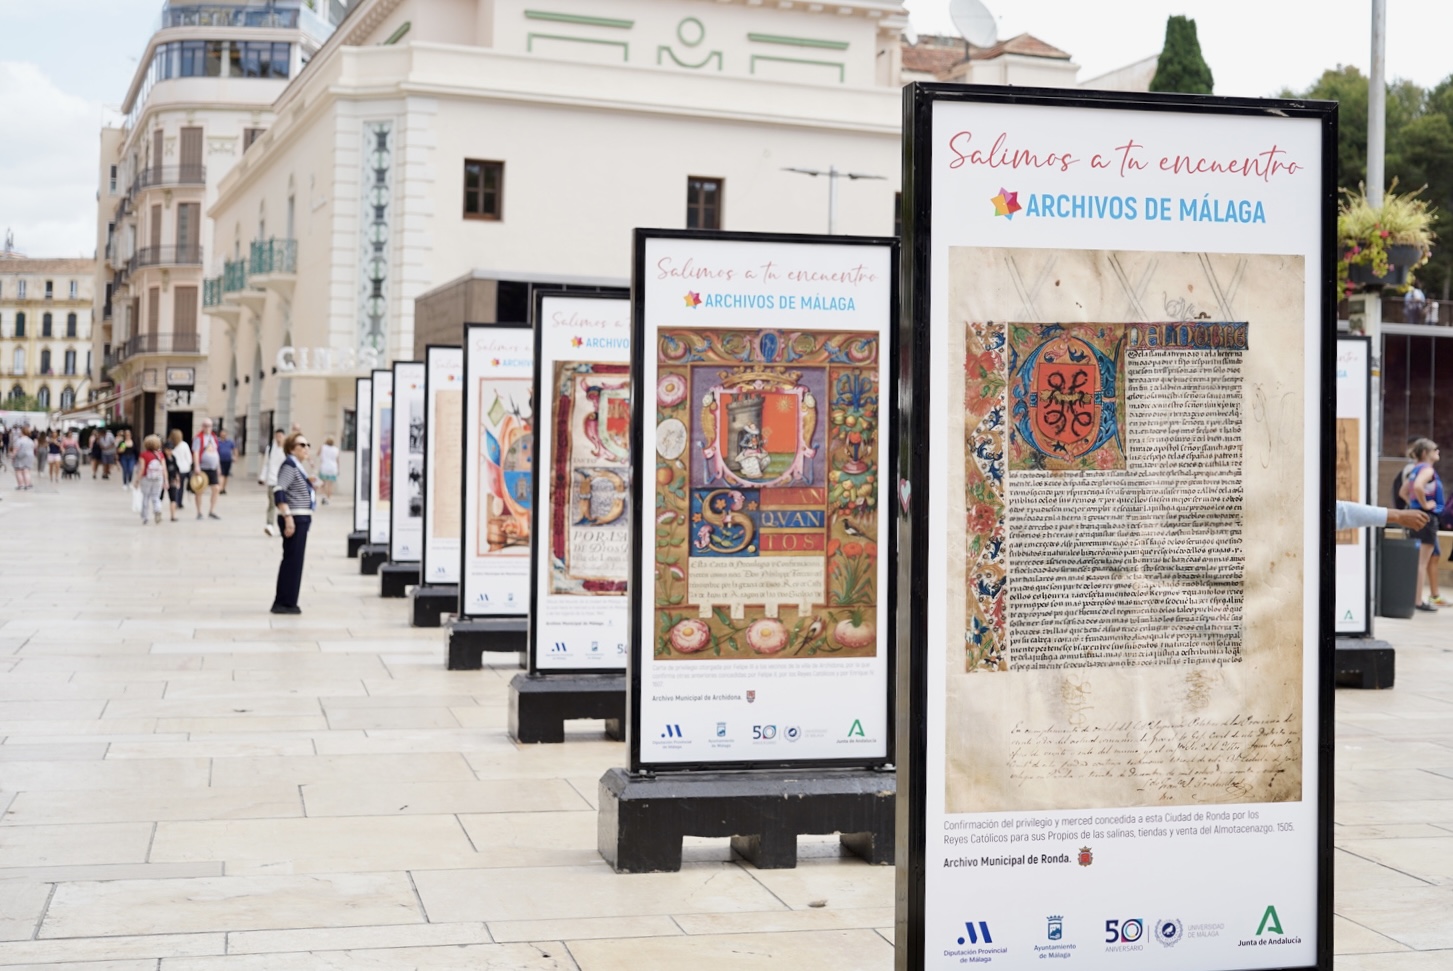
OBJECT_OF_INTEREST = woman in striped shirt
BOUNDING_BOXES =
[271,432,318,615]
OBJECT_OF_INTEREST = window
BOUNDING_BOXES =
[64,350,76,375]
[7,385,21,403]
[109,165,118,193]
[41,313,52,337]
[205,40,225,77]
[60,387,74,410]
[16,280,25,299]
[69,281,77,299]
[35,386,48,409]
[40,349,51,374]
[11,348,22,375]
[687,177,723,230]
[243,128,265,152]
[174,286,199,337]
[179,40,206,77]
[44,281,53,299]
[14,312,24,337]
[234,41,290,78]
[894,191,902,239]
[66,313,77,338]
[463,160,503,220]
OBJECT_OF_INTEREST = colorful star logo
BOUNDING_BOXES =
[684,291,702,308]
[571,336,584,347]
[990,188,1022,219]
[490,359,500,367]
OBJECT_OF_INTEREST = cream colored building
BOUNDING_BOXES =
[205,0,910,452]
[94,1,344,446]
[0,253,94,413]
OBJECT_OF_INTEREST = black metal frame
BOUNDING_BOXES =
[352,375,371,535]
[419,344,461,588]
[366,368,392,547]
[525,288,633,676]
[459,323,533,622]
[1337,334,1374,637]
[386,361,423,565]
[898,82,1337,971]
[627,227,900,774]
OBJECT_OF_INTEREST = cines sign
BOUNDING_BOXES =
[275,346,382,376]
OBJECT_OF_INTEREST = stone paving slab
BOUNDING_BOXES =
[0,470,1450,966]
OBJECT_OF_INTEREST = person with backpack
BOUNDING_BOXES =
[167,430,192,521]
[1399,437,1446,611]
[136,435,167,525]
[192,419,223,520]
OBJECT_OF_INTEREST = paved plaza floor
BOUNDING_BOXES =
[0,471,1448,968]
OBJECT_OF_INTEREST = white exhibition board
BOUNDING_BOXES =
[1334,336,1371,635]
[367,367,392,546]
[388,361,425,563]
[353,377,372,534]
[422,346,463,586]
[461,325,533,617]
[634,233,895,767]
[908,90,1330,970]
[529,293,631,672]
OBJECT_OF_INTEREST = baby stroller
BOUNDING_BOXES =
[60,446,82,479]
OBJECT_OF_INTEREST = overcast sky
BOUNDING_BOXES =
[0,0,1449,258]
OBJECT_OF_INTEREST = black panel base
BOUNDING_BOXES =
[380,562,420,598]
[347,530,367,558]
[446,617,528,671]
[508,673,625,743]
[1335,637,1395,689]
[598,766,894,873]
[411,584,458,628]
[359,544,387,575]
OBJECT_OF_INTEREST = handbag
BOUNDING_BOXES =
[130,487,142,514]
[189,471,210,494]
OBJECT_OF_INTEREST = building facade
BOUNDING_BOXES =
[93,0,344,444]
[204,0,909,460]
[0,255,94,413]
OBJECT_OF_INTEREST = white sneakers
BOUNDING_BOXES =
[264,524,276,537]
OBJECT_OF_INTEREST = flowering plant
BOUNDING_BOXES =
[1338,181,1436,296]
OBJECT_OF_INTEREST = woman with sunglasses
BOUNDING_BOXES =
[271,432,319,615]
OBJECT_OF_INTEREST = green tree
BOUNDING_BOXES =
[1149,16,1214,95]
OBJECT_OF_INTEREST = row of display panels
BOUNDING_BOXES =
[347,84,1339,971]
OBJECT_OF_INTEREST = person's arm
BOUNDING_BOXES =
[275,463,297,536]
[1412,468,1436,509]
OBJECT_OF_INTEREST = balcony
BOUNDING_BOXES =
[221,258,266,313]
[221,259,248,294]
[129,245,204,273]
[131,165,206,195]
[249,237,297,298]
[158,3,300,30]
[117,332,202,361]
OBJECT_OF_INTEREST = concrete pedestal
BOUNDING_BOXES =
[1335,637,1395,689]
[410,584,457,628]
[508,673,625,743]
[597,766,894,873]
[346,530,367,558]
[446,617,527,670]
[358,544,387,575]
[379,562,419,598]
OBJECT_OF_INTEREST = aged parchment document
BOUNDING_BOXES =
[946,248,1305,813]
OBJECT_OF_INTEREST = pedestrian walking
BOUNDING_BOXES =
[217,429,235,494]
[45,432,61,483]
[271,432,318,615]
[88,429,102,478]
[317,436,339,504]
[117,430,137,486]
[192,419,223,520]
[1399,437,1447,611]
[11,429,35,490]
[168,430,192,520]
[100,428,118,480]
[136,434,167,525]
[261,429,286,536]
[162,439,181,521]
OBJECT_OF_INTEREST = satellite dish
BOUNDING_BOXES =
[950,0,998,48]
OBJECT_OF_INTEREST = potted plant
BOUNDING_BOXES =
[1338,180,1436,295]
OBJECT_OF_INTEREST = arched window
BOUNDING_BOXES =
[7,385,21,403]
[42,313,53,337]
[14,312,24,337]
[11,347,23,374]
[39,349,51,375]
[60,387,75,410]
[63,349,76,375]
[66,313,77,338]
[36,386,49,409]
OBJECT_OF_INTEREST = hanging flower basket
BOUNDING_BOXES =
[1337,181,1436,296]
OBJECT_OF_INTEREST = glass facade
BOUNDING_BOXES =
[128,39,292,129]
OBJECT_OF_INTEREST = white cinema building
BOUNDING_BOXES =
[203,0,911,461]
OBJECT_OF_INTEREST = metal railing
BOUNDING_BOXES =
[118,332,202,360]
[130,245,204,272]
[221,260,248,294]
[131,165,206,194]
[159,3,300,30]
[203,277,224,308]
[249,237,297,276]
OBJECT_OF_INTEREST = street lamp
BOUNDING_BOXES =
[781,166,887,235]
